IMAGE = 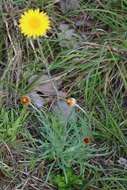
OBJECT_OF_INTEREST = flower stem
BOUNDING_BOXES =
[37,38,59,98]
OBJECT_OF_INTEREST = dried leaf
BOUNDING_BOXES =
[59,0,80,13]
[29,92,45,108]
[118,157,127,169]
[29,74,64,96]
[58,23,80,48]
[28,74,67,108]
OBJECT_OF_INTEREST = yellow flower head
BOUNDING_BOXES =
[19,9,51,38]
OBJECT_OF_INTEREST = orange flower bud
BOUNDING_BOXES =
[66,98,76,107]
[83,137,91,144]
[20,95,31,106]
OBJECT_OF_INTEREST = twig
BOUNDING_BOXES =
[20,177,30,190]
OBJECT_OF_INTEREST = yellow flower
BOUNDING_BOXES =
[19,9,51,38]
